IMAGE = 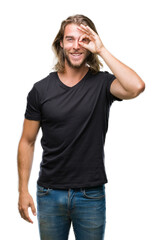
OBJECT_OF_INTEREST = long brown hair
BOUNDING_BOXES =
[51,14,103,74]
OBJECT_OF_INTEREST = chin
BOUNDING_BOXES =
[67,58,87,69]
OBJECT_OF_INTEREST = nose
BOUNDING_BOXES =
[73,40,80,50]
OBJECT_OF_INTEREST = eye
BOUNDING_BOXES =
[67,38,73,42]
[82,38,89,43]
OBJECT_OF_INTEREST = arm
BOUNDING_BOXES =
[98,47,145,99]
[17,119,40,223]
[78,24,145,99]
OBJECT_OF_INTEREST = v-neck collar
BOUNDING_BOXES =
[55,69,90,90]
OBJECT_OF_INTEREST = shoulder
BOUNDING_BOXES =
[89,70,116,84]
[33,71,56,92]
[89,70,115,78]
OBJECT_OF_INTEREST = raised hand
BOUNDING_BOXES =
[77,24,105,54]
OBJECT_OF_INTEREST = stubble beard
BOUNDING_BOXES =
[63,49,90,69]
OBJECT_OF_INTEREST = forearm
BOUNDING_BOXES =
[17,140,35,193]
[99,47,144,93]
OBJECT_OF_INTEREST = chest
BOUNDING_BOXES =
[40,79,106,124]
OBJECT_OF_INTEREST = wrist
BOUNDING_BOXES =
[19,191,29,196]
[18,185,29,194]
[97,45,106,56]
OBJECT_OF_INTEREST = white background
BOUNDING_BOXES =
[0,0,162,239]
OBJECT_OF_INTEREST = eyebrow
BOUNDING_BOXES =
[65,36,74,39]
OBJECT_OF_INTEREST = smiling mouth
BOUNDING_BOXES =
[71,53,82,56]
[70,53,83,61]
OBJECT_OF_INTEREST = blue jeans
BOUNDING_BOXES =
[36,183,106,240]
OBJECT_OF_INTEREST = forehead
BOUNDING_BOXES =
[64,23,83,38]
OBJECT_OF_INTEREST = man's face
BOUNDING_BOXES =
[60,23,90,69]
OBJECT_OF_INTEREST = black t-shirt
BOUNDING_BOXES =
[24,69,122,189]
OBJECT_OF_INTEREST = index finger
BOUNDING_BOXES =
[77,25,88,34]
[80,24,96,36]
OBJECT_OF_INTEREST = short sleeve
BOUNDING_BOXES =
[105,71,123,105]
[24,84,41,121]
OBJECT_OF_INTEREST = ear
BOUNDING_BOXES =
[60,41,63,48]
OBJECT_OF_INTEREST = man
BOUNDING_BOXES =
[17,14,145,240]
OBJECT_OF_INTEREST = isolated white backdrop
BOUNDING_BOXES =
[0,0,161,239]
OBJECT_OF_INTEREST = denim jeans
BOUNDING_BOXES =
[36,183,106,240]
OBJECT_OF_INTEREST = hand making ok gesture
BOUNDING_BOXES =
[77,24,105,55]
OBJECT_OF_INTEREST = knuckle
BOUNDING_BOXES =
[21,206,26,211]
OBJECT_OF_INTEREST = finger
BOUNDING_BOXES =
[85,25,96,36]
[19,209,25,219]
[19,209,28,221]
[78,41,89,49]
[29,201,37,216]
[80,24,96,37]
[23,209,33,224]
[79,34,91,42]
[77,25,89,34]
[77,24,92,35]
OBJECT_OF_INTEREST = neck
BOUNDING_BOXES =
[60,61,89,80]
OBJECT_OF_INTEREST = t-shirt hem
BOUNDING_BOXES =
[25,115,41,121]
[109,77,123,101]
[37,179,108,190]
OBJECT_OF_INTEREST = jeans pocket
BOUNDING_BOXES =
[81,185,105,199]
[37,184,52,197]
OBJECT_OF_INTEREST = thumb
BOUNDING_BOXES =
[30,200,36,216]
